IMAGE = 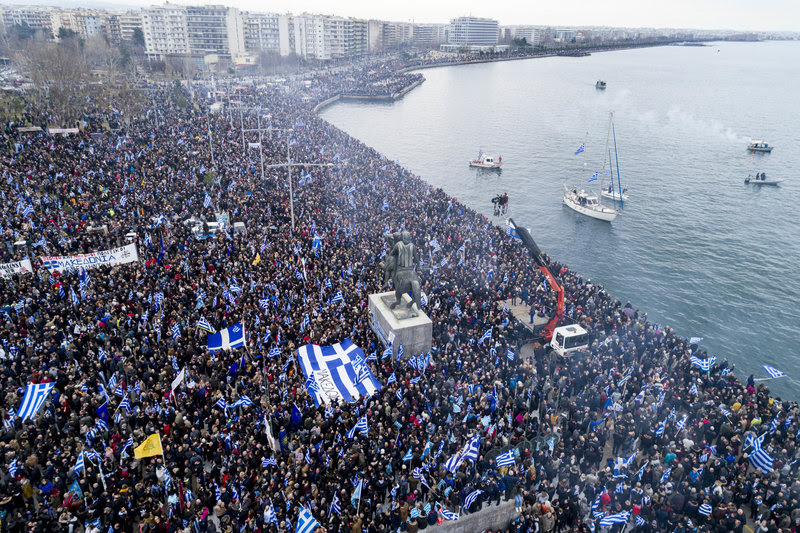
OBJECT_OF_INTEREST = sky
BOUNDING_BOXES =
[19,0,800,31]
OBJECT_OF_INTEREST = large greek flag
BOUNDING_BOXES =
[17,382,56,421]
[296,339,382,405]
[206,322,246,352]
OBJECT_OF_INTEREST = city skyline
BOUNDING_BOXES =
[4,0,799,32]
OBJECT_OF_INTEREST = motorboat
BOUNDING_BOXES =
[596,80,607,90]
[469,150,502,169]
[563,187,619,222]
[745,173,783,185]
[747,140,773,152]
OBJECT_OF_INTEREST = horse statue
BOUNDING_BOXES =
[380,231,422,318]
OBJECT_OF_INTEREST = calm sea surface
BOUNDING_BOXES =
[321,42,800,398]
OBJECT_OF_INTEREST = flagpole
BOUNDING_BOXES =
[356,481,362,516]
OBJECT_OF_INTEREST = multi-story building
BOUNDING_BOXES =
[290,13,326,60]
[287,14,366,60]
[503,25,546,46]
[242,11,282,53]
[118,11,143,43]
[0,6,57,38]
[142,4,190,58]
[448,16,498,46]
[412,23,447,47]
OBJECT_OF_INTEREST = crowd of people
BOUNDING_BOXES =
[0,58,798,533]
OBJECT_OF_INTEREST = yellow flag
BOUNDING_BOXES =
[134,433,163,459]
[252,253,261,266]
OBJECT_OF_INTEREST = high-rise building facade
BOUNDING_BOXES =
[448,16,498,45]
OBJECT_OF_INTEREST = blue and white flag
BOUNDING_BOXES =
[402,449,413,462]
[698,503,712,516]
[444,451,463,473]
[749,447,774,472]
[588,172,598,182]
[16,382,55,421]
[300,313,310,333]
[296,339,382,405]
[463,489,483,510]
[204,192,212,208]
[478,328,492,344]
[495,449,516,467]
[330,494,341,516]
[347,415,369,438]
[688,337,704,344]
[654,419,666,437]
[762,365,787,379]
[690,356,716,371]
[263,458,278,467]
[506,348,515,361]
[230,395,254,408]
[461,434,481,463]
[439,508,459,521]
[660,467,672,484]
[574,143,585,155]
[329,290,343,304]
[73,452,85,474]
[206,322,246,352]
[295,507,319,533]
[599,511,630,527]
[7,458,18,477]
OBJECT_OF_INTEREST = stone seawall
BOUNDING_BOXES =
[437,499,519,533]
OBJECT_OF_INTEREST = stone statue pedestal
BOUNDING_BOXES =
[368,291,432,358]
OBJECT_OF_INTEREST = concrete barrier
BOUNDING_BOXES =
[436,499,519,533]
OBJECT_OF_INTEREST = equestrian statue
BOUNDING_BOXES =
[379,231,422,317]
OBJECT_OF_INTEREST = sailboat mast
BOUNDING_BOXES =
[612,122,624,210]
[600,111,614,177]
[609,148,617,210]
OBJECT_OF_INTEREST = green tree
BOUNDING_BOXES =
[132,27,145,48]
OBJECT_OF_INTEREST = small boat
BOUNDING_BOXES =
[596,80,607,90]
[469,150,502,169]
[745,173,783,185]
[600,184,629,201]
[563,187,618,222]
[747,140,773,152]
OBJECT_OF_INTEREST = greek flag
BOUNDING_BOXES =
[599,511,630,527]
[16,382,55,421]
[329,290,343,304]
[440,509,459,521]
[382,199,389,210]
[461,433,481,463]
[387,372,397,385]
[300,313,310,333]
[215,397,227,410]
[402,449,413,462]
[463,489,483,510]
[204,193,212,208]
[70,286,79,305]
[22,203,34,217]
[660,466,672,484]
[478,328,492,344]
[689,383,698,395]
[750,447,774,472]
[676,415,688,432]
[689,356,716,371]
[495,449,516,467]
[171,323,181,340]
[654,419,666,437]
[268,346,281,358]
[330,494,341,516]
[574,143,585,155]
[588,172,598,182]
[206,323,246,352]
[720,405,731,417]
[263,457,278,467]
[231,395,254,408]
[347,415,369,438]
[7,458,18,477]
[73,452,85,474]
[762,365,786,379]
[698,503,712,516]
[296,339,381,405]
[196,316,216,333]
[688,337,704,344]
[507,348,515,361]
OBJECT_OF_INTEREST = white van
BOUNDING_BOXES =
[550,324,589,356]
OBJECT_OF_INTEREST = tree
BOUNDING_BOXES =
[132,27,145,48]
[58,27,79,41]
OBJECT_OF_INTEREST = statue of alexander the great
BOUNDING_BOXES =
[379,231,422,317]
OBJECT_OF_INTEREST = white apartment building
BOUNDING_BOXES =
[448,16,499,46]
[142,4,190,58]
[242,12,283,53]
[0,6,57,38]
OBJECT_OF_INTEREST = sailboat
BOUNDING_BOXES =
[600,119,629,202]
[563,113,622,222]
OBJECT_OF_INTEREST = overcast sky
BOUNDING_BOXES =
[25,0,800,31]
